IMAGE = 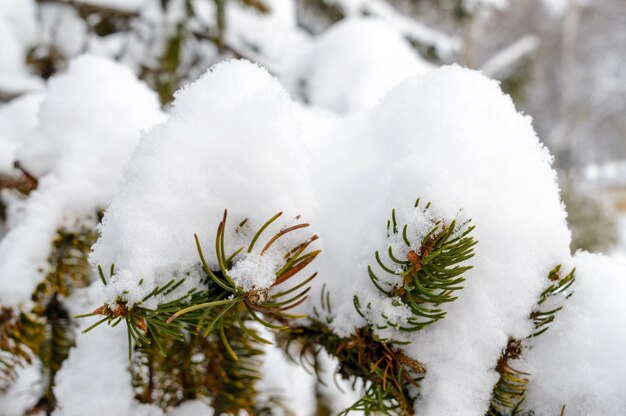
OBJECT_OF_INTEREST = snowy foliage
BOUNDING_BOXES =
[0,1,624,415]
[90,60,317,307]
[0,55,163,309]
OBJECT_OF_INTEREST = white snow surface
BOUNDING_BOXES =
[290,18,432,113]
[0,55,163,309]
[91,60,318,306]
[0,93,43,174]
[226,0,309,69]
[525,251,626,415]
[297,65,572,415]
[91,60,575,415]
[2,2,622,415]
[230,252,280,291]
[0,0,43,96]
[332,0,460,58]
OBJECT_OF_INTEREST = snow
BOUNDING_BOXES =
[332,0,460,58]
[289,18,432,113]
[91,60,318,307]
[257,328,317,415]
[230,253,280,291]
[38,4,88,59]
[95,60,573,415]
[298,64,571,415]
[525,251,626,415]
[0,0,42,96]
[0,55,163,309]
[0,2,623,414]
[225,0,310,69]
[0,93,43,174]
[0,177,71,308]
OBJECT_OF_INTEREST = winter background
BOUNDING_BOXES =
[1,0,626,415]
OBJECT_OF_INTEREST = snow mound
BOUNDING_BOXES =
[302,64,571,415]
[91,60,317,307]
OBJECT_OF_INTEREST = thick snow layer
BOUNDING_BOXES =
[84,59,576,415]
[525,252,626,415]
[0,55,163,309]
[0,93,43,174]
[297,65,571,415]
[0,0,37,74]
[290,18,432,113]
[18,55,163,191]
[91,60,317,306]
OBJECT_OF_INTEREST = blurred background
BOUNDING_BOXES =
[1,0,624,255]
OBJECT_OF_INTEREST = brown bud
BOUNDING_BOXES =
[407,250,422,272]
[246,288,270,305]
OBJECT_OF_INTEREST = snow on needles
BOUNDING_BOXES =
[91,60,317,307]
[525,251,626,415]
[299,65,572,415]
[59,59,625,414]
[372,68,570,416]
[0,55,163,309]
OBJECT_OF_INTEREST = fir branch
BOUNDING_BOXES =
[0,309,45,389]
[0,161,38,196]
[82,270,200,360]
[167,209,320,358]
[79,209,319,361]
[358,199,477,337]
[1,228,95,409]
[486,265,576,415]
[530,265,575,337]
[487,338,529,416]
[36,295,75,414]
[285,286,425,415]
